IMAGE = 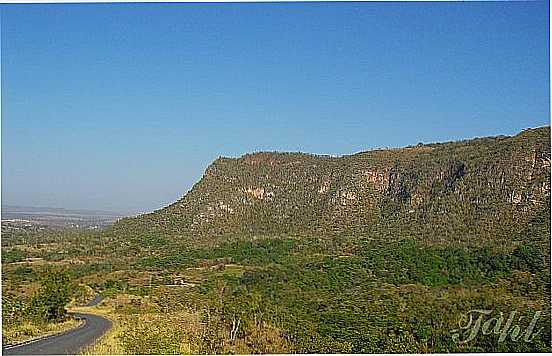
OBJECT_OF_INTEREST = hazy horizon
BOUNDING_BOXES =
[2,124,549,215]
[2,2,550,213]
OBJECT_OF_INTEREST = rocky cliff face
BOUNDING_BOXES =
[114,126,550,244]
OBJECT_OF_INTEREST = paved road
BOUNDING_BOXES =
[3,297,111,355]
[84,295,104,307]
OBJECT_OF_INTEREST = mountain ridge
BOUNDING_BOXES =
[112,126,550,246]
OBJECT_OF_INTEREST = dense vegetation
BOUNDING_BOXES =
[2,126,551,353]
[113,127,550,244]
[2,269,79,345]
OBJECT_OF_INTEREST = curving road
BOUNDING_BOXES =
[84,295,104,308]
[3,297,111,355]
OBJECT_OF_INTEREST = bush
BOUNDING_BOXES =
[2,249,26,263]
[511,244,545,273]
[30,270,73,322]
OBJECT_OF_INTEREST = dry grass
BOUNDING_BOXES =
[75,295,202,355]
[75,293,290,355]
[2,317,82,346]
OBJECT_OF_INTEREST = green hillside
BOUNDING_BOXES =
[114,126,550,246]
[3,126,550,353]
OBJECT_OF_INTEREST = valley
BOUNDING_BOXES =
[2,127,551,353]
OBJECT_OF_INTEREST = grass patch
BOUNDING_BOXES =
[2,317,81,346]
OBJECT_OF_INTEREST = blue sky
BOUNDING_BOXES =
[1,1,550,213]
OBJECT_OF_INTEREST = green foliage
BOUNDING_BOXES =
[2,293,27,325]
[111,127,550,244]
[166,234,551,353]
[2,126,551,353]
[99,279,128,297]
[30,270,73,322]
[511,244,545,272]
[2,249,26,263]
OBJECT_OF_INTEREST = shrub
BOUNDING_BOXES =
[30,270,73,322]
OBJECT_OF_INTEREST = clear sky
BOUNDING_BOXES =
[1,1,550,214]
